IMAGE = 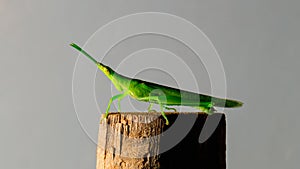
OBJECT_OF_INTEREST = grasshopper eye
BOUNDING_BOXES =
[103,67,110,75]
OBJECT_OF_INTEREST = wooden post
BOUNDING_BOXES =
[96,112,226,169]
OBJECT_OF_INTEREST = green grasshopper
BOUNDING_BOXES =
[70,43,243,125]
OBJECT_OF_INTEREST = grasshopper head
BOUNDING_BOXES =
[96,62,113,78]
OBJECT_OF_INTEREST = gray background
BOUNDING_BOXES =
[1,0,299,169]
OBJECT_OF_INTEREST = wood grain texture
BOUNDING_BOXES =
[96,112,226,169]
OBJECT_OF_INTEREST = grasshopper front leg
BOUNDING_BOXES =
[147,103,157,112]
[103,92,128,120]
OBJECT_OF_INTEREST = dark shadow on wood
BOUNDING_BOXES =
[159,113,226,169]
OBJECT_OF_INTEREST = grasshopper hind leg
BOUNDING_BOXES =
[197,103,216,115]
[139,96,170,125]
[163,106,177,112]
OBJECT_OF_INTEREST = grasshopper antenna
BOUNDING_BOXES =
[70,43,98,64]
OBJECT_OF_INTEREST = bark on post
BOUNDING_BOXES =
[96,112,226,169]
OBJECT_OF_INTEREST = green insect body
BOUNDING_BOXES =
[70,43,243,125]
